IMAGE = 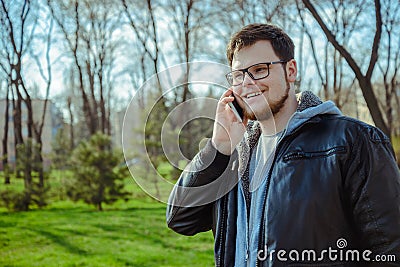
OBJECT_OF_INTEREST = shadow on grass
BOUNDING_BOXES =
[43,205,166,214]
[25,227,89,255]
[0,221,17,228]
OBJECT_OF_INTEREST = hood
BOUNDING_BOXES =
[286,90,342,135]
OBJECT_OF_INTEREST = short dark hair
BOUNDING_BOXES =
[226,23,295,66]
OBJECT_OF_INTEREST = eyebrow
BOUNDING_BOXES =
[232,60,281,71]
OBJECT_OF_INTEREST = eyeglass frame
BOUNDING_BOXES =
[225,60,288,86]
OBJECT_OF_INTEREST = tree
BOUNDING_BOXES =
[48,0,120,137]
[302,0,390,136]
[31,7,54,188]
[67,133,128,211]
[163,0,228,103]
[377,0,400,136]
[1,83,10,184]
[122,0,164,92]
[0,0,41,210]
[296,0,362,109]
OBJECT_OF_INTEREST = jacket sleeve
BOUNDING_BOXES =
[166,139,237,236]
[346,125,400,265]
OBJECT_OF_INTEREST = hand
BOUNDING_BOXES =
[211,89,247,155]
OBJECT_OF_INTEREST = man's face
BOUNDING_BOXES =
[231,40,296,121]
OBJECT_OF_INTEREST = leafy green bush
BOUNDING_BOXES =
[66,133,129,211]
[0,189,29,211]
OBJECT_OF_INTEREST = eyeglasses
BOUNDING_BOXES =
[225,60,287,86]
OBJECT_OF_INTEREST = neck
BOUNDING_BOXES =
[259,90,298,135]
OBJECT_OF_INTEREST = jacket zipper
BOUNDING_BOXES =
[283,146,346,161]
[217,195,228,267]
[243,183,250,267]
[245,146,257,266]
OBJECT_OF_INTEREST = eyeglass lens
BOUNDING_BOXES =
[228,63,270,86]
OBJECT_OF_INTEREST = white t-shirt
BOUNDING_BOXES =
[250,131,283,192]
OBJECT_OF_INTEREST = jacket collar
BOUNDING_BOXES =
[236,90,325,177]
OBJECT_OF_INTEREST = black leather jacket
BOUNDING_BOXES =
[167,113,400,266]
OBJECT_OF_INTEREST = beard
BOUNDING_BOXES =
[243,81,290,121]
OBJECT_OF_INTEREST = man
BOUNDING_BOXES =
[166,23,400,266]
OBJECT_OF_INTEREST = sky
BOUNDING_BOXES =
[9,0,400,120]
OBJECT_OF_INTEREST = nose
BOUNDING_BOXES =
[234,72,254,97]
[242,72,255,86]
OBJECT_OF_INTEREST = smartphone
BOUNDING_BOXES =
[228,94,244,122]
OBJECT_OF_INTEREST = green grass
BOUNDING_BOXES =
[392,135,400,166]
[2,136,396,267]
[0,176,215,267]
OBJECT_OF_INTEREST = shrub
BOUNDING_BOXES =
[66,133,129,211]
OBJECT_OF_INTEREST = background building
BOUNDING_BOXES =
[0,99,63,170]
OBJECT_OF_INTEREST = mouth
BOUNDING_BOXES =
[243,90,265,99]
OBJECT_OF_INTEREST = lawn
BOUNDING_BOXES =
[3,135,396,267]
[0,177,215,267]
[392,135,400,166]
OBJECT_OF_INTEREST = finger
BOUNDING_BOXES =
[216,96,234,113]
[220,88,234,99]
[220,96,234,105]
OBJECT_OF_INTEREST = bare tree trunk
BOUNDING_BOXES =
[10,94,21,178]
[13,92,24,168]
[22,85,34,189]
[324,44,329,100]
[67,97,75,151]
[32,17,53,188]
[182,0,193,103]
[2,86,10,184]
[99,76,106,135]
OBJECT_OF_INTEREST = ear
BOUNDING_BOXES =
[286,59,297,83]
